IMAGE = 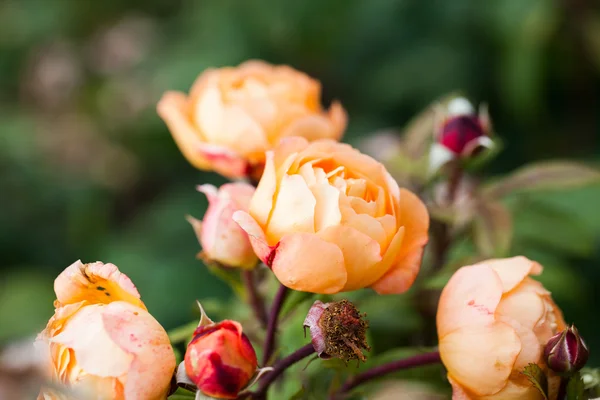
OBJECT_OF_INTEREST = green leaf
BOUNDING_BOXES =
[482,161,600,199]
[168,387,196,399]
[566,372,585,400]
[288,386,307,400]
[511,200,595,257]
[521,363,548,399]
[472,200,513,257]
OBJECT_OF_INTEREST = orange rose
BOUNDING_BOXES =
[35,261,176,400]
[157,60,347,179]
[233,137,429,294]
[436,257,567,399]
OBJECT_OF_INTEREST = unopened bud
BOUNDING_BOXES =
[429,97,493,173]
[303,300,370,363]
[544,325,589,376]
[185,320,257,399]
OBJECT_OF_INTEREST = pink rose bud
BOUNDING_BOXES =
[303,300,370,363]
[185,320,258,399]
[35,260,176,400]
[544,325,589,376]
[429,97,493,173]
[189,182,259,269]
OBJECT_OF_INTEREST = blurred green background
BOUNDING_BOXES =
[1,0,600,364]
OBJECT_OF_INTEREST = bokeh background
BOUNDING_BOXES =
[2,0,600,365]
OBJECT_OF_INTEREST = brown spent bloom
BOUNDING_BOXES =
[304,300,370,363]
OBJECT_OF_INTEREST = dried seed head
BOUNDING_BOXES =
[304,299,370,363]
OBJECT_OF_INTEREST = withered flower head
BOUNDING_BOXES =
[303,300,370,363]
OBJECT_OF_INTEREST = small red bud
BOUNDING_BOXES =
[544,325,589,376]
[184,320,258,399]
[429,97,493,173]
[438,98,490,156]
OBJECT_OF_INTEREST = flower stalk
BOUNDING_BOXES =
[242,269,268,329]
[262,284,290,365]
[330,350,441,399]
[246,343,316,399]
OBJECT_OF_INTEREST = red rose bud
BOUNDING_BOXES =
[544,325,589,376]
[185,320,258,399]
[303,299,370,363]
[429,97,493,173]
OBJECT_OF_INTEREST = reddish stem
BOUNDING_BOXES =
[242,269,268,329]
[261,284,289,366]
[247,343,315,399]
[331,351,441,399]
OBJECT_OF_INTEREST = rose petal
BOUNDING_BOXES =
[102,301,175,400]
[51,304,134,378]
[271,233,347,293]
[311,183,342,232]
[371,189,429,295]
[157,91,210,170]
[478,256,542,294]
[266,174,316,242]
[232,211,274,263]
[440,323,521,396]
[196,143,249,179]
[54,261,145,310]
[436,265,503,337]
[318,225,382,291]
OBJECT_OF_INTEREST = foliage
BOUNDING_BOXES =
[2,0,600,398]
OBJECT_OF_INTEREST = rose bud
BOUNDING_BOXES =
[303,300,370,362]
[544,325,589,376]
[429,97,493,173]
[233,137,430,294]
[437,256,567,399]
[35,260,176,400]
[188,182,258,269]
[157,60,347,179]
[185,320,258,399]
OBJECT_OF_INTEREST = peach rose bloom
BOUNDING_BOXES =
[437,257,567,399]
[35,261,176,400]
[157,60,347,179]
[188,182,258,269]
[233,137,429,294]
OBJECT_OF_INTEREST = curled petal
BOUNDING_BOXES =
[232,211,275,263]
[54,260,145,309]
[479,256,542,294]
